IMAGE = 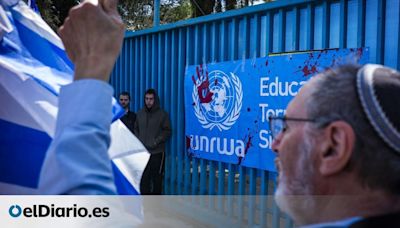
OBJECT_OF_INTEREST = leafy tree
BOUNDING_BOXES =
[160,0,192,24]
[28,0,79,31]
[118,0,153,31]
[27,0,275,32]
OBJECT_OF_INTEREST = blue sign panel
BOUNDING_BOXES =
[184,48,369,171]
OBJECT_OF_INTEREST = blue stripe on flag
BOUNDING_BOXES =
[112,162,140,195]
[13,15,74,74]
[28,0,40,13]
[0,118,50,188]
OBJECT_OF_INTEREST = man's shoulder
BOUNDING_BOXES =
[127,110,136,116]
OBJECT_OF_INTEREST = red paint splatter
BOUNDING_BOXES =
[301,65,318,77]
[356,48,363,59]
[192,65,214,103]
[186,135,191,150]
[238,134,253,165]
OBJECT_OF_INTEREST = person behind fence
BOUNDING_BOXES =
[269,64,400,227]
[135,89,171,195]
[119,91,136,134]
[40,0,125,194]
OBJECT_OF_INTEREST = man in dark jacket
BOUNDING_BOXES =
[119,91,136,134]
[135,89,171,195]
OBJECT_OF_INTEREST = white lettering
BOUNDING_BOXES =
[259,77,306,97]
[259,104,286,122]
[260,77,269,96]
[190,135,245,157]
[200,136,209,151]
[259,130,273,149]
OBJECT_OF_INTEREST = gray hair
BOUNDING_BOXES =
[306,64,400,194]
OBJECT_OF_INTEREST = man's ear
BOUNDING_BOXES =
[317,121,355,176]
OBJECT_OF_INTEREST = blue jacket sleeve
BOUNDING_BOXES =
[39,79,116,194]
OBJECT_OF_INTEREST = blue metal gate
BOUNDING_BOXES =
[110,0,400,226]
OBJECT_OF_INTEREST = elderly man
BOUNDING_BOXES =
[269,64,400,227]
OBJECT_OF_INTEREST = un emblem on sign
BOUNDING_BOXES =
[192,69,243,131]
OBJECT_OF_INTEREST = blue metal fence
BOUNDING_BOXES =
[110,0,400,226]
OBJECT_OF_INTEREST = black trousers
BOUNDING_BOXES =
[140,153,164,195]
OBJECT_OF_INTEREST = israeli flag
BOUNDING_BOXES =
[0,0,149,195]
[27,0,39,13]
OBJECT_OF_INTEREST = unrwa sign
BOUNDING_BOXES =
[184,48,369,171]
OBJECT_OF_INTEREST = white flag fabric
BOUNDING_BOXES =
[0,0,149,195]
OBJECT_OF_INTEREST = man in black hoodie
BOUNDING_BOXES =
[135,88,171,195]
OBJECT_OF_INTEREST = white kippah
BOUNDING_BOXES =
[357,64,400,153]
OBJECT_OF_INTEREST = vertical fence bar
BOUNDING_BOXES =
[322,1,330,48]
[376,0,386,64]
[357,0,366,48]
[211,21,219,62]
[217,161,225,212]
[123,40,128,92]
[134,38,140,110]
[272,171,280,228]
[192,158,199,195]
[306,3,315,50]
[243,15,250,59]
[259,170,269,227]
[230,18,238,60]
[220,20,228,62]
[238,166,246,225]
[169,30,177,195]
[184,27,192,195]
[339,0,348,48]
[146,35,151,89]
[248,168,257,226]
[140,36,145,107]
[266,12,273,55]
[278,9,285,52]
[293,7,300,51]
[163,32,170,194]
[128,40,133,97]
[227,163,235,217]
[200,160,207,196]
[208,161,216,210]
[177,28,185,195]
[151,34,158,90]
[253,13,261,58]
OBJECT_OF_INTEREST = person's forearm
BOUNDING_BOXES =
[40,80,116,194]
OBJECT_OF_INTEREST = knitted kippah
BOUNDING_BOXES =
[357,64,400,153]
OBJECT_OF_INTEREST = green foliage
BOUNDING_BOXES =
[118,0,153,31]
[27,0,275,32]
[29,0,79,31]
[161,0,192,25]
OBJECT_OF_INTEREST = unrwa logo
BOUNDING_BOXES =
[192,66,242,131]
